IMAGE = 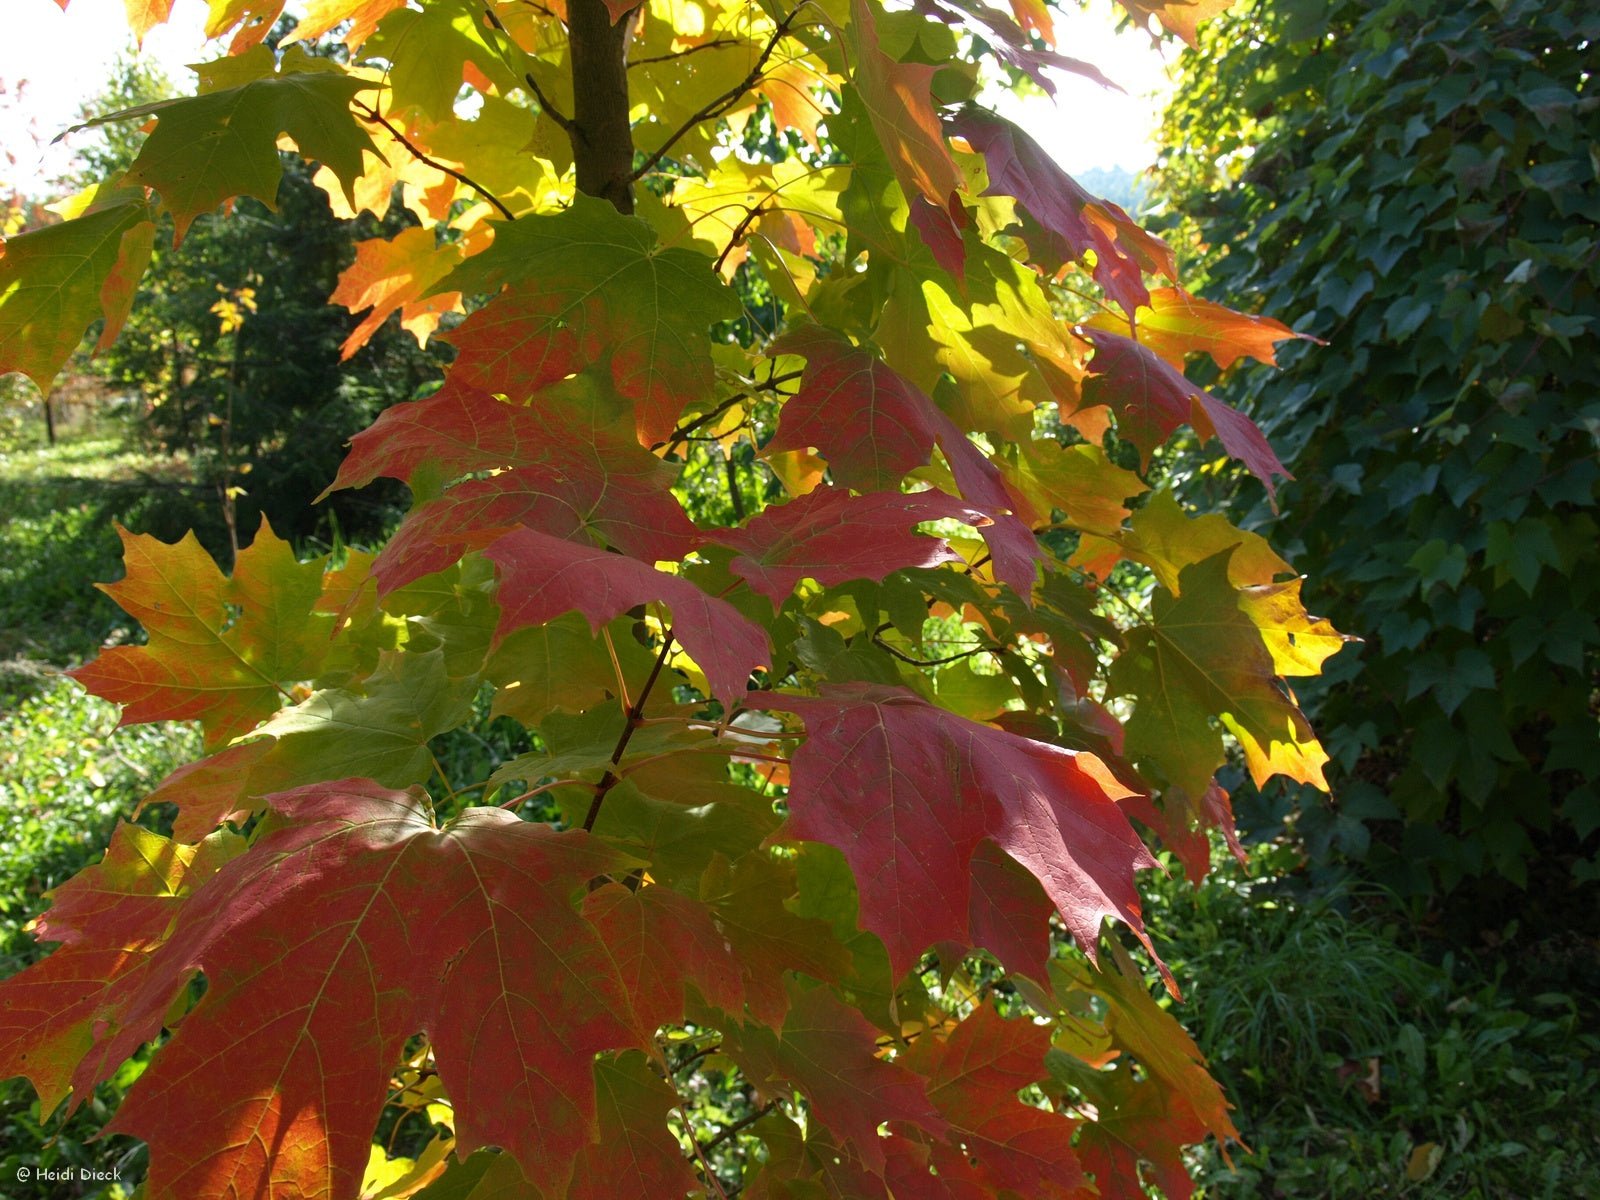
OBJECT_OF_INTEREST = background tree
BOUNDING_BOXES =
[0,2,1345,1197]
[67,45,441,553]
[1152,0,1599,899]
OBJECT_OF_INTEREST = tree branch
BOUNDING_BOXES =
[352,101,515,220]
[651,368,801,453]
[629,8,804,183]
[477,2,579,135]
[567,0,641,212]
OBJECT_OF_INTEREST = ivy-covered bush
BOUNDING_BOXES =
[1154,0,1600,894]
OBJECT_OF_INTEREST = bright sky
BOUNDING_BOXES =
[0,0,1174,195]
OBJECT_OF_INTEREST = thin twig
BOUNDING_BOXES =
[478,1,579,135]
[713,203,767,274]
[630,38,742,68]
[871,634,1001,668]
[671,1039,723,1074]
[600,625,633,710]
[582,630,676,832]
[679,1101,734,1200]
[701,1101,779,1153]
[353,101,515,220]
[628,7,805,183]
[652,369,801,453]
[723,445,746,521]
[524,71,578,135]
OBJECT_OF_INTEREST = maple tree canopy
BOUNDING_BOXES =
[0,0,1347,1196]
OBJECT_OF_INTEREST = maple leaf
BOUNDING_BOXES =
[285,0,406,49]
[1123,779,1246,885]
[761,684,1158,978]
[953,108,1176,316]
[56,781,649,1200]
[418,1050,702,1200]
[439,195,739,444]
[71,521,338,748]
[0,822,242,1116]
[325,380,700,591]
[582,844,851,1036]
[486,613,657,725]
[485,528,769,707]
[1052,946,1238,1196]
[78,46,379,240]
[1110,550,1330,799]
[768,326,1041,596]
[714,487,990,605]
[1115,0,1236,46]
[892,1004,1085,1199]
[849,0,962,214]
[1000,439,1149,537]
[578,754,779,882]
[330,226,464,359]
[0,192,155,389]
[141,647,478,841]
[1082,327,1292,500]
[696,851,854,1025]
[963,841,1055,983]
[1116,493,1351,679]
[373,425,700,593]
[727,980,946,1172]
[326,382,546,494]
[585,881,750,1035]
[1088,286,1322,370]
[121,0,177,43]
[918,0,1122,96]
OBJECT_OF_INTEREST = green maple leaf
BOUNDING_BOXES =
[82,45,378,239]
[0,192,155,389]
[1111,550,1330,798]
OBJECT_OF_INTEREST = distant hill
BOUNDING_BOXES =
[1078,164,1149,214]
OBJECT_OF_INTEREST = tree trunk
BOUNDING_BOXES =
[566,0,638,214]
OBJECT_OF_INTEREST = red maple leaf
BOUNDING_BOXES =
[61,781,652,1199]
[892,1004,1085,1199]
[325,382,699,592]
[727,980,947,1172]
[485,527,770,706]
[767,326,1040,595]
[714,487,988,604]
[761,683,1158,978]
[1082,328,1292,500]
[953,108,1176,317]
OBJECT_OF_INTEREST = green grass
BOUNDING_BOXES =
[0,433,202,678]
[1144,849,1600,1198]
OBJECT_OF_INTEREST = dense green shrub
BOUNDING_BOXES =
[1154,0,1600,893]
